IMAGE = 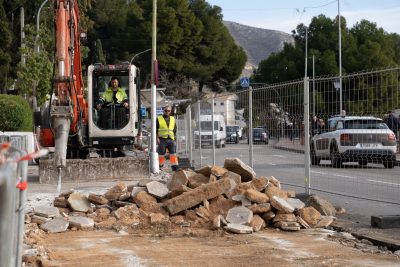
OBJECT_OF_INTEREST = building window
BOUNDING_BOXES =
[214,102,217,106]
[220,102,224,106]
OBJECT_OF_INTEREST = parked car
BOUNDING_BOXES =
[248,128,269,144]
[310,116,397,168]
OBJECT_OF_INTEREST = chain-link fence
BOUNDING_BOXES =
[0,146,28,267]
[177,66,400,205]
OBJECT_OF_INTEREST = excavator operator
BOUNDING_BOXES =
[95,77,128,129]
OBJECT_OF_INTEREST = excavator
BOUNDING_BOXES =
[36,0,149,187]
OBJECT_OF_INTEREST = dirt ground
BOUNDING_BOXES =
[37,228,399,267]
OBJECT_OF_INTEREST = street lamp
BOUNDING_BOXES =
[34,0,49,53]
[129,49,152,65]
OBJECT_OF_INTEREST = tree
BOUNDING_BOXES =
[0,0,13,93]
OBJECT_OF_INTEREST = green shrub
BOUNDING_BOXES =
[0,94,33,131]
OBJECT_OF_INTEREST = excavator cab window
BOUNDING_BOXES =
[93,73,130,130]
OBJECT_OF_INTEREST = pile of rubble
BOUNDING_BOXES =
[25,158,340,235]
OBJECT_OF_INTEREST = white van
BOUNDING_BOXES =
[195,114,226,148]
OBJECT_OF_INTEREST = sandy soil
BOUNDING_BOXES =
[38,228,399,267]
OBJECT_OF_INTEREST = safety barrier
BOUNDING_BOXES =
[0,146,28,267]
[176,66,400,205]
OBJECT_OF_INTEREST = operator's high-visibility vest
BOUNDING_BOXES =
[157,115,175,140]
[101,87,127,104]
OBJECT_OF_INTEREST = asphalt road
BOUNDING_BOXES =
[192,139,400,223]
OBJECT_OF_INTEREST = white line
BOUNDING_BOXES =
[367,179,400,186]
[271,155,285,158]
[311,170,357,180]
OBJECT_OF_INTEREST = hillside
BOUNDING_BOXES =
[223,21,294,76]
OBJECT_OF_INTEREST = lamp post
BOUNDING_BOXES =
[338,0,343,113]
[34,0,49,53]
[129,49,151,65]
[150,0,159,174]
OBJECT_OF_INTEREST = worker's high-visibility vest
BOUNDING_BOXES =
[101,87,127,104]
[157,115,175,140]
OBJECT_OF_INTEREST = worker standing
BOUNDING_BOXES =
[156,105,179,171]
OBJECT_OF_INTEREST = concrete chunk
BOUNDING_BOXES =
[265,186,288,199]
[286,198,305,210]
[244,189,269,204]
[168,169,195,190]
[188,173,210,189]
[307,195,336,216]
[53,197,68,208]
[296,216,311,229]
[31,215,52,225]
[299,207,322,226]
[221,171,241,185]
[195,165,212,177]
[250,214,266,232]
[68,216,94,230]
[261,211,275,222]
[270,196,295,213]
[315,216,335,228]
[248,203,271,214]
[67,193,91,212]
[34,206,60,218]
[223,158,256,182]
[131,186,147,197]
[226,206,253,225]
[164,179,231,215]
[232,195,251,206]
[273,213,296,223]
[104,182,128,201]
[88,194,109,205]
[211,166,229,177]
[225,223,253,234]
[40,218,69,233]
[146,181,169,199]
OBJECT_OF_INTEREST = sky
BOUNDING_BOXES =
[206,0,400,34]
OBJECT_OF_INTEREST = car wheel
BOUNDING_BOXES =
[330,145,342,168]
[216,141,222,148]
[358,160,368,166]
[311,145,320,166]
[383,160,395,169]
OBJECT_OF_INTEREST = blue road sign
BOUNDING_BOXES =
[240,77,250,88]
[156,107,164,116]
[140,107,146,117]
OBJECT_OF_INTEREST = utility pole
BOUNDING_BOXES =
[35,0,50,53]
[304,26,308,78]
[312,55,315,117]
[338,0,343,113]
[150,0,159,174]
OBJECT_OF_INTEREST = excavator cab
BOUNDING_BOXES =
[87,64,138,149]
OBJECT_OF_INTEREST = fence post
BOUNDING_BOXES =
[249,86,253,168]
[198,101,202,167]
[187,106,193,166]
[304,77,311,195]
[15,157,28,267]
[211,96,216,165]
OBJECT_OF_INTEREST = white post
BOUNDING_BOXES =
[304,26,308,78]
[20,7,25,65]
[211,97,216,165]
[150,0,159,173]
[34,0,50,53]
[198,101,202,167]
[304,77,311,195]
[312,55,315,117]
[249,86,253,168]
[187,106,193,165]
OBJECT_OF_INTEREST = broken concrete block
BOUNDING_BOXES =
[371,215,400,229]
[226,206,253,225]
[221,171,241,185]
[286,198,305,210]
[286,191,296,198]
[231,195,251,206]
[133,191,157,208]
[138,179,153,187]
[315,216,335,228]
[118,192,131,201]
[195,165,212,177]
[274,221,301,231]
[131,186,147,197]
[209,174,218,183]
[188,173,210,189]
[249,177,269,191]
[211,165,228,177]
[168,185,192,198]
[265,186,288,199]
[146,181,169,199]
[208,195,239,216]
[165,179,231,215]
[53,197,68,208]
[296,216,311,229]
[114,205,139,220]
[268,176,281,188]
[244,189,269,204]
[248,203,271,214]
[40,218,69,233]
[31,215,52,225]
[170,215,186,225]
[299,207,322,226]
[67,193,91,212]
[250,214,266,232]
[168,169,194,190]
[273,213,296,223]
[104,182,127,201]
[223,158,256,182]
[59,189,74,198]
[34,206,60,218]
[213,215,222,229]
[88,194,109,205]
[225,223,253,234]
[195,206,211,219]
[270,196,295,213]
[307,195,336,216]
[261,211,275,222]
[68,216,94,230]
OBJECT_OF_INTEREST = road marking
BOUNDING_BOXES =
[311,170,357,180]
[271,155,285,158]
[367,179,400,186]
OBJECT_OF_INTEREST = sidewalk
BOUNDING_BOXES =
[273,137,400,166]
[272,137,400,251]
